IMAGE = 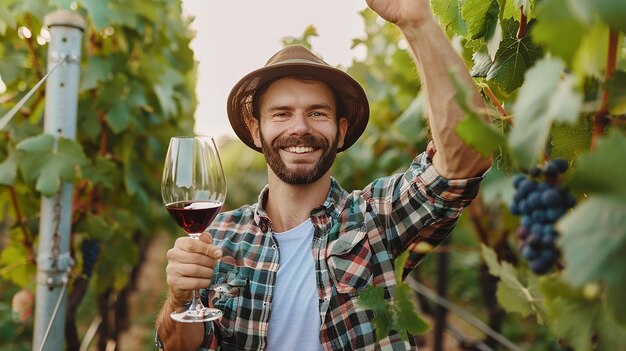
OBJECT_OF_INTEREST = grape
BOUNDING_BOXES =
[81,239,101,277]
[508,158,576,275]
[552,158,569,173]
[513,174,526,189]
[541,188,563,208]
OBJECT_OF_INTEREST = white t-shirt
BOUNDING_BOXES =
[266,219,323,351]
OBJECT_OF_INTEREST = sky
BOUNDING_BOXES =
[180,0,369,139]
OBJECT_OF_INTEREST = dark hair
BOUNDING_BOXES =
[250,75,346,121]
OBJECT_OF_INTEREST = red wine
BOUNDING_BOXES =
[166,201,223,235]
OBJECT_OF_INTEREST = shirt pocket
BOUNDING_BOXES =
[209,267,246,338]
[326,227,373,295]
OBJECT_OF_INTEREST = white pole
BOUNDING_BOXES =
[33,10,85,351]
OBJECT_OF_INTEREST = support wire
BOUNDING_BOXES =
[0,55,67,131]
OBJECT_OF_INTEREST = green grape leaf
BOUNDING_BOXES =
[532,0,587,64]
[393,284,430,336]
[75,214,115,242]
[95,235,138,293]
[105,99,131,134]
[597,0,626,33]
[557,195,626,288]
[462,0,499,40]
[81,0,121,30]
[471,48,493,77]
[485,18,543,93]
[82,156,120,189]
[508,58,582,169]
[153,65,184,117]
[481,244,546,322]
[16,134,88,196]
[357,285,387,313]
[572,21,610,79]
[456,114,507,157]
[540,278,626,351]
[80,56,113,92]
[371,308,393,342]
[550,118,592,161]
[0,239,36,288]
[357,250,430,340]
[0,51,28,85]
[391,94,426,145]
[394,250,409,284]
[606,279,626,327]
[0,148,18,185]
[431,0,467,36]
[567,132,626,196]
[499,0,521,21]
[481,167,516,205]
[606,70,626,115]
[565,0,597,24]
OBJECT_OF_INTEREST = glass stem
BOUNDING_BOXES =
[189,289,202,312]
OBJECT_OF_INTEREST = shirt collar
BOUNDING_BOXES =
[252,177,349,226]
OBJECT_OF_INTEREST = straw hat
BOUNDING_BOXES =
[227,45,369,152]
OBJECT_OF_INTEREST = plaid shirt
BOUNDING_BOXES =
[192,151,482,351]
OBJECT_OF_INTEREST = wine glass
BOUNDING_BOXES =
[161,136,226,322]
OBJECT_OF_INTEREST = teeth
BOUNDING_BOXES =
[286,146,314,154]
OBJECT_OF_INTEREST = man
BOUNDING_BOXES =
[156,0,491,349]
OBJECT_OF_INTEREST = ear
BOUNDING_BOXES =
[247,117,262,148]
[337,117,348,149]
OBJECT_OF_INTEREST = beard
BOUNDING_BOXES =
[260,130,339,185]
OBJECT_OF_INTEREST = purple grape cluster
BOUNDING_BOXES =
[509,159,576,275]
[81,239,100,277]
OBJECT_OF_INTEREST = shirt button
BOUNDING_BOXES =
[324,297,329,302]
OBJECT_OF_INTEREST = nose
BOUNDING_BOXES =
[288,112,310,135]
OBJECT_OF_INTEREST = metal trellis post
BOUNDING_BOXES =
[32,10,85,351]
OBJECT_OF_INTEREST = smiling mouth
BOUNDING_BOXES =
[284,146,316,154]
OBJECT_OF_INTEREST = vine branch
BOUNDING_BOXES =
[516,7,528,39]
[591,29,619,150]
[8,186,36,264]
[483,84,512,125]
[23,14,43,82]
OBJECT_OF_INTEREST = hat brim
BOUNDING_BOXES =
[227,62,369,153]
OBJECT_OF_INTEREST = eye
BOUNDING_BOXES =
[310,111,328,118]
[272,112,289,118]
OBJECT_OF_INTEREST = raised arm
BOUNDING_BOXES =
[366,0,492,179]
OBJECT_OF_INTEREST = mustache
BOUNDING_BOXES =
[272,135,328,149]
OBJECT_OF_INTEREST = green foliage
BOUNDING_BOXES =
[431,0,626,345]
[0,0,195,347]
[508,58,582,168]
[481,244,547,322]
[357,251,430,341]
[541,278,626,351]
[472,18,543,94]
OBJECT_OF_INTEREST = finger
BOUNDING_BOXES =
[167,261,215,280]
[198,234,223,258]
[167,248,219,268]
[198,232,213,244]
[167,273,213,292]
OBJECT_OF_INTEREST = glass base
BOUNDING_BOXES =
[171,307,222,323]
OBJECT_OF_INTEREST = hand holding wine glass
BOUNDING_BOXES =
[162,136,226,323]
